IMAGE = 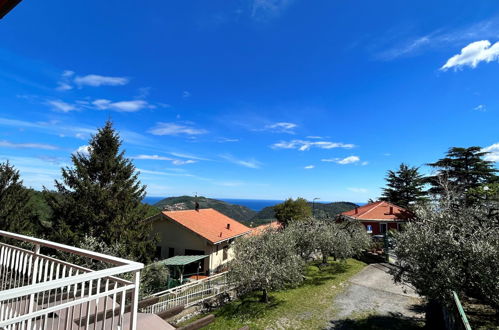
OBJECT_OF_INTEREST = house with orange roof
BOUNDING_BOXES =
[145,208,252,275]
[249,221,282,236]
[339,201,414,235]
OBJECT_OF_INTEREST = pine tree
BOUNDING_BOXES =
[48,121,155,262]
[0,162,36,234]
[381,163,427,209]
[426,147,498,204]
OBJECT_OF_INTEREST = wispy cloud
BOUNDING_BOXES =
[441,40,499,70]
[47,99,77,112]
[57,71,129,90]
[348,187,369,193]
[182,91,191,99]
[133,154,197,165]
[262,122,298,134]
[322,156,360,165]
[92,99,155,112]
[474,104,487,112]
[304,165,315,169]
[483,143,499,162]
[271,139,355,151]
[251,0,294,20]
[149,122,208,136]
[169,152,210,161]
[0,140,59,150]
[375,17,499,60]
[217,137,239,143]
[220,154,262,169]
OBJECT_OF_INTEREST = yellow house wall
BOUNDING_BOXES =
[150,215,237,274]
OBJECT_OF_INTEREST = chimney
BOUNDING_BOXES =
[355,207,358,214]
[389,206,393,214]
[226,223,231,230]
[195,201,200,212]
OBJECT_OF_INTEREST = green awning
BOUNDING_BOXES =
[158,255,208,266]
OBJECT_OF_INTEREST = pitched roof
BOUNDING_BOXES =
[160,208,252,244]
[340,201,413,221]
[249,221,282,236]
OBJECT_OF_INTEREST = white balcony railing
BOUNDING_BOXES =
[0,230,143,330]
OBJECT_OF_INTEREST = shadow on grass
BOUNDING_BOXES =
[329,313,425,330]
[214,293,283,320]
[304,260,350,286]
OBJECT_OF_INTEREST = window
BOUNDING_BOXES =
[168,247,174,258]
[380,223,387,234]
[223,246,228,261]
[155,246,162,259]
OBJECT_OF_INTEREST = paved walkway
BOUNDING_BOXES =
[328,263,425,329]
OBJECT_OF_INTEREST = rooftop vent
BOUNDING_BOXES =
[389,206,393,214]
[226,223,231,230]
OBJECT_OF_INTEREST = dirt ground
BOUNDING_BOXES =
[328,263,425,329]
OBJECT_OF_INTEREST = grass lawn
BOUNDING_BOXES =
[198,258,366,330]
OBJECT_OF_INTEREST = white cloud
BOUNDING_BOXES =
[149,122,208,136]
[47,100,77,112]
[92,99,155,112]
[0,140,59,150]
[169,152,210,161]
[264,122,298,134]
[74,74,129,87]
[74,145,91,156]
[474,104,487,111]
[441,40,499,71]
[348,187,369,194]
[361,161,369,166]
[133,154,197,165]
[271,139,355,151]
[217,137,239,143]
[304,165,315,169]
[220,154,261,169]
[482,143,499,162]
[322,156,360,165]
[182,91,191,99]
[56,70,75,91]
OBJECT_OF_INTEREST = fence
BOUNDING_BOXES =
[0,230,143,330]
[142,272,231,314]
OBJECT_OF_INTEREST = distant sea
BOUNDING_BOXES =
[143,196,365,211]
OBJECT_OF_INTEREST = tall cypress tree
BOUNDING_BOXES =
[48,121,154,262]
[381,163,427,209]
[0,161,36,234]
[426,147,498,204]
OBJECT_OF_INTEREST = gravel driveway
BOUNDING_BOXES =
[328,263,425,329]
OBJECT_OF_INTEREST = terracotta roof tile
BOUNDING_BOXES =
[341,201,413,221]
[161,208,251,244]
[249,221,282,236]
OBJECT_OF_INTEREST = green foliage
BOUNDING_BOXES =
[426,147,498,205]
[0,161,37,235]
[392,192,499,310]
[229,228,305,302]
[154,195,256,223]
[47,121,155,262]
[381,163,427,209]
[284,218,371,262]
[140,263,170,298]
[253,201,357,225]
[273,197,312,226]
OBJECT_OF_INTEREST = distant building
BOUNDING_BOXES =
[146,208,252,275]
[339,201,414,235]
[249,221,282,236]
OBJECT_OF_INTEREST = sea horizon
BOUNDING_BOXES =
[143,196,365,211]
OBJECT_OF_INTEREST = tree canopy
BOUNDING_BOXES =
[0,161,37,235]
[426,147,497,204]
[273,197,312,226]
[381,163,427,209]
[47,121,155,262]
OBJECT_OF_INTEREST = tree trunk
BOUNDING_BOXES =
[261,288,269,303]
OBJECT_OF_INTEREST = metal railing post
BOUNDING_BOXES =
[27,244,40,329]
[129,270,141,330]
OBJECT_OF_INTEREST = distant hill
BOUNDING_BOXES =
[153,196,257,223]
[251,201,359,225]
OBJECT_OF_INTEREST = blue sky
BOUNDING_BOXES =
[1,0,499,201]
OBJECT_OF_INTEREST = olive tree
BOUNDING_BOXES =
[229,228,304,303]
[392,191,499,311]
